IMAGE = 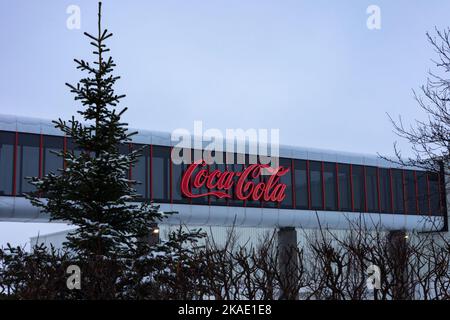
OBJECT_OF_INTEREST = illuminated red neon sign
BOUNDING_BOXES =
[181,161,290,202]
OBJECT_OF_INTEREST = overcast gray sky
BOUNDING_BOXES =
[1,0,449,248]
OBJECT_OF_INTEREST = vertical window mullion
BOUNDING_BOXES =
[402,170,407,214]
[39,134,43,179]
[307,160,311,209]
[291,159,296,209]
[170,146,173,204]
[350,164,354,211]
[63,136,67,169]
[414,171,419,214]
[389,169,394,213]
[12,131,18,196]
[150,144,153,201]
[437,172,443,215]
[336,163,340,210]
[426,173,431,216]
[376,167,381,212]
[321,161,325,210]
[363,166,367,212]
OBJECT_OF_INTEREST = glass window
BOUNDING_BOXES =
[172,147,191,204]
[391,169,404,214]
[152,145,170,202]
[404,170,417,214]
[416,171,429,215]
[365,167,379,212]
[379,168,392,213]
[338,164,351,211]
[352,165,365,212]
[323,162,337,211]
[309,161,323,210]
[294,160,308,209]
[17,133,40,195]
[428,173,441,216]
[43,135,63,175]
[0,131,15,196]
[132,144,149,200]
[279,158,293,209]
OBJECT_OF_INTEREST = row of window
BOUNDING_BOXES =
[0,131,446,216]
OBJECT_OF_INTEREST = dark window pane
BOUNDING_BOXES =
[379,168,392,213]
[17,133,39,195]
[352,165,365,212]
[323,162,337,211]
[294,160,308,209]
[428,173,441,216]
[338,164,351,211]
[152,145,170,202]
[416,171,428,215]
[309,161,323,210]
[132,144,149,200]
[0,131,15,196]
[279,158,293,209]
[365,167,379,212]
[43,135,63,175]
[404,170,417,214]
[392,169,404,214]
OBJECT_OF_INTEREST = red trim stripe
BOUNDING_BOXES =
[169,146,173,204]
[389,169,394,213]
[207,163,211,206]
[307,160,311,209]
[426,172,431,216]
[402,170,407,214]
[414,171,419,214]
[291,159,296,209]
[350,164,354,211]
[12,131,18,196]
[150,144,153,201]
[363,166,368,212]
[376,167,381,212]
[437,172,443,215]
[336,163,340,210]
[321,162,325,210]
[39,134,43,178]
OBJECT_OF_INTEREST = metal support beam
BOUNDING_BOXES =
[277,227,298,300]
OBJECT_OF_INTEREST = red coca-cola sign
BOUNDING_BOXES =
[181,160,290,202]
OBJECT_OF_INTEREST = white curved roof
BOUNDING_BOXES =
[0,113,416,169]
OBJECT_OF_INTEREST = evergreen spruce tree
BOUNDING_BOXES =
[27,2,164,260]
[16,1,206,299]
